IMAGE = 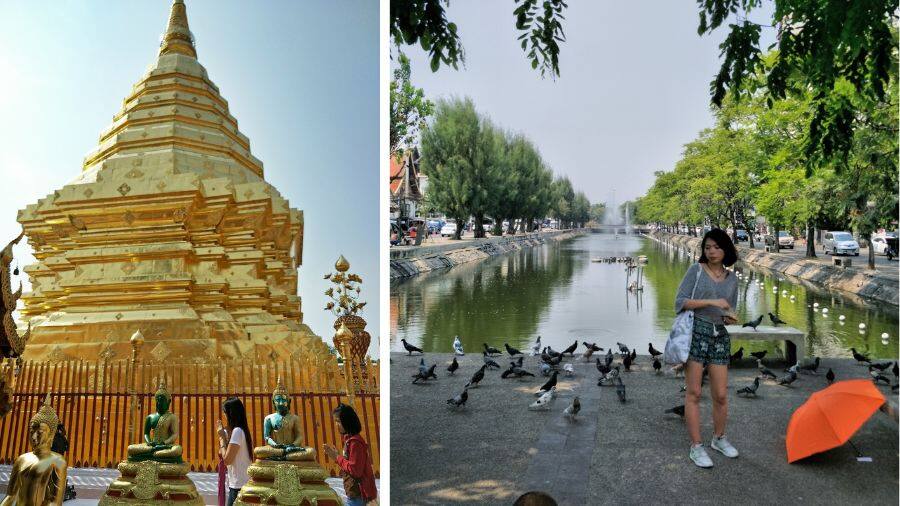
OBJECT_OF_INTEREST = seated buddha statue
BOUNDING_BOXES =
[1,393,68,506]
[253,378,314,461]
[127,380,183,463]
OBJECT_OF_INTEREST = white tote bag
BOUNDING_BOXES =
[664,265,701,365]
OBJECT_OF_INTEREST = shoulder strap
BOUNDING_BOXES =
[690,264,702,298]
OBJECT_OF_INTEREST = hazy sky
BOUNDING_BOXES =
[397,0,775,208]
[0,0,379,352]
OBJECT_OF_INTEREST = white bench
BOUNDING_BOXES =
[724,325,806,364]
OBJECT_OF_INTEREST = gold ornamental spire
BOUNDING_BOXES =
[159,0,197,58]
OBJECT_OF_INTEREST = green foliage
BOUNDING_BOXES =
[390,0,568,77]
[697,0,896,165]
[390,52,434,157]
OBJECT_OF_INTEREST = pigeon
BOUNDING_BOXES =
[582,347,596,361]
[750,350,767,361]
[502,362,535,379]
[742,315,764,331]
[505,343,523,356]
[453,336,464,356]
[894,362,899,379]
[447,356,459,375]
[539,362,551,376]
[630,349,637,362]
[561,341,578,356]
[545,347,562,359]
[418,358,429,376]
[401,339,423,355]
[778,370,798,386]
[483,352,501,369]
[730,347,744,363]
[623,353,633,371]
[536,371,558,396]
[737,377,760,396]
[530,336,542,356]
[893,383,899,393]
[483,343,502,356]
[798,357,820,374]
[648,343,662,358]
[598,366,620,386]
[596,357,611,376]
[757,359,777,380]
[615,377,627,403]
[446,387,468,408]
[469,365,487,388]
[513,356,524,367]
[412,364,437,384]
[825,368,835,384]
[584,341,602,352]
[616,342,630,355]
[869,361,892,372]
[564,396,581,420]
[768,312,787,326]
[653,357,661,374]
[871,369,891,385]
[529,388,555,411]
[542,352,563,367]
[664,404,685,417]
[850,348,871,364]
[604,349,614,368]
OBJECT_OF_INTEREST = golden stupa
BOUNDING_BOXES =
[17,0,329,364]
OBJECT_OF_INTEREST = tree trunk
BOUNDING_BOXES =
[865,231,875,270]
[773,227,780,252]
[805,220,816,258]
[474,213,485,238]
[453,215,463,240]
[492,218,504,237]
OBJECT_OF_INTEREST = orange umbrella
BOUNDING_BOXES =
[786,379,886,463]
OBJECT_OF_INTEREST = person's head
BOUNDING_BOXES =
[223,397,254,458]
[699,228,738,267]
[332,403,362,436]
[513,491,558,506]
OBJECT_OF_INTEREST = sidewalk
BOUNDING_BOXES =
[0,464,379,505]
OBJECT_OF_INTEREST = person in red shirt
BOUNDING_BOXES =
[324,404,377,505]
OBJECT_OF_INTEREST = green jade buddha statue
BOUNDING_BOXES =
[253,378,313,461]
[127,380,183,463]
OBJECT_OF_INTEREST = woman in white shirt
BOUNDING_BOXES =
[217,397,253,506]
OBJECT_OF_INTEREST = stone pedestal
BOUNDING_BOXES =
[235,460,342,506]
[98,460,203,505]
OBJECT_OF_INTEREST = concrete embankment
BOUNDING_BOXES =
[649,231,898,306]
[390,229,585,279]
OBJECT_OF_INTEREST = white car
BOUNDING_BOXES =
[871,232,898,255]
[440,222,458,237]
[823,231,860,256]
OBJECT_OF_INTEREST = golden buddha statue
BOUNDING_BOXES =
[126,379,183,463]
[1,393,67,506]
[253,378,314,461]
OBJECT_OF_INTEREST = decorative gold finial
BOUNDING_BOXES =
[159,0,197,58]
[336,323,353,341]
[273,377,288,399]
[335,255,350,272]
[130,329,144,346]
[30,392,59,429]
[155,377,171,402]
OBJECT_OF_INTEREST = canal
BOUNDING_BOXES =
[390,234,898,360]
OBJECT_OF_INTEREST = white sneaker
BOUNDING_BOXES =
[689,444,713,468]
[710,435,739,458]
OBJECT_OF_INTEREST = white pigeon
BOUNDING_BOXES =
[453,336,464,356]
[531,335,542,356]
[563,363,575,377]
[529,388,555,411]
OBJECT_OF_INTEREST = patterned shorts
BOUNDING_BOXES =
[688,316,731,366]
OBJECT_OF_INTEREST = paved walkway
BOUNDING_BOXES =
[391,352,898,505]
[0,465,379,504]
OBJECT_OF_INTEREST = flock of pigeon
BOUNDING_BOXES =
[401,320,899,423]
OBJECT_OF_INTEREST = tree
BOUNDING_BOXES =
[589,202,606,224]
[390,53,434,157]
[697,0,896,166]
[390,0,568,77]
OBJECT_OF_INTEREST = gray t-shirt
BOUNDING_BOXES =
[674,263,738,324]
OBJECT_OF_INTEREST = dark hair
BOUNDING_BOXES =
[514,491,558,506]
[699,228,738,267]
[332,403,362,435]
[223,397,253,458]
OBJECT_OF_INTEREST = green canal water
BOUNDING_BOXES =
[390,234,898,360]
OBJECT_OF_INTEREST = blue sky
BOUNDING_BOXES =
[0,0,379,352]
[396,0,776,209]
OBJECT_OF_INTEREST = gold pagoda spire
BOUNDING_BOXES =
[159,0,197,59]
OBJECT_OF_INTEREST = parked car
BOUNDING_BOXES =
[871,232,898,256]
[735,229,749,242]
[823,231,860,256]
[764,231,794,249]
[440,221,458,237]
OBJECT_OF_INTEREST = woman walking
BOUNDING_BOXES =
[217,397,254,506]
[324,404,377,505]
[674,228,739,468]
